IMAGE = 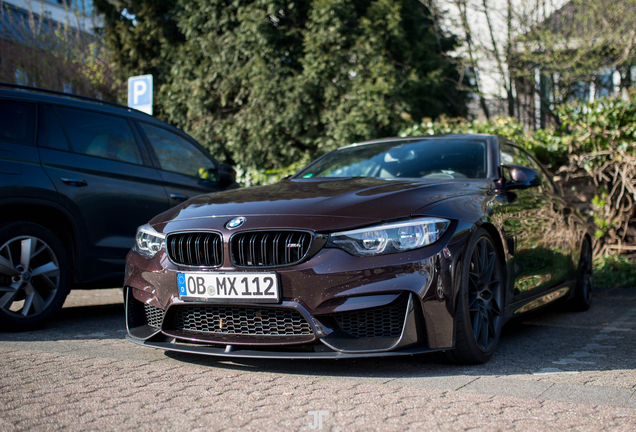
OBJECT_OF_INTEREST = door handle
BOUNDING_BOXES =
[170,193,189,202]
[60,178,87,187]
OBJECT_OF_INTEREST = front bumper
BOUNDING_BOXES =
[126,335,441,359]
[124,223,468,359]
[125,285,442,358]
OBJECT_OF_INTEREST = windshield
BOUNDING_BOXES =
[295,138,488,180]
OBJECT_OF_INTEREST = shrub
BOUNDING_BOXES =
[400,96,636,261]
[594,256,636,288]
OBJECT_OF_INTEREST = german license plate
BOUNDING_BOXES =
[177,272,280,303]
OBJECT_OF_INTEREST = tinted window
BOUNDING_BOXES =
[140,123,216,179]
[0,100,35,145]
[56,107,142,165]
[501,144,558,192]
[44,106,71,151]
[295,139,488,179]
[501,145,536,168]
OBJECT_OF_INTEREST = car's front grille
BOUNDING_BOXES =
[144,303,165,328]
[334,296,408,338]
[172,305,313,336]
[231,231,312,267]
[166,232,223,267]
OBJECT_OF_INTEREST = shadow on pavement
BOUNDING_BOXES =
[1,288,635,379]
[162,296,636,379]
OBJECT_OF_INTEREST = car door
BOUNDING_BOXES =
[500,143,559,297]
[520,149,576,284]
[136,121,225,205]
[0,98,60,204]
[37,104,170,281]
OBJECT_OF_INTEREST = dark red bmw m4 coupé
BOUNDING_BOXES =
[124,135,593,364]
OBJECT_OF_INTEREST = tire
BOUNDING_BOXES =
[446,228,505,364]
[570,237,593,311]
[0,222,71,331]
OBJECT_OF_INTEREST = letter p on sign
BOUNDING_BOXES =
[127,74,153,115]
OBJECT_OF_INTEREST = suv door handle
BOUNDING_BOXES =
[170,193,189,202]
[60,178,88,187]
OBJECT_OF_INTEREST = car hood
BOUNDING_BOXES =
[151,177,490,232]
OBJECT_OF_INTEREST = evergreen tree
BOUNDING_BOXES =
[94,0,184,118]
[98,0,466,167]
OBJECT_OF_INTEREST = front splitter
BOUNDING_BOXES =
[127,335,442,359]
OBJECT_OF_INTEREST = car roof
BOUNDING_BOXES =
[338,134,498,150]
[0,85,192,138]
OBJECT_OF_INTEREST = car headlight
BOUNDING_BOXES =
[134,223,166,259]
[329,218,450,256]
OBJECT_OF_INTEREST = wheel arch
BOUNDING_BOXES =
[450,221,509,322]
[0,198,84,283]
[477,222,508,266]
[445,221,508,363]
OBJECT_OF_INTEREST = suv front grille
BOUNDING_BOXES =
[166,232,222,267]
[334,296,408,338]
[231,231,312,267]
[172,305,313,336]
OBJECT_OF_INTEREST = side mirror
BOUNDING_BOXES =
[217,164,236,187]
[501,164,541,190]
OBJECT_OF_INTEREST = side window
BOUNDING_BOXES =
[502,144,557,192]
[0,99,35,145]
[501,144,532,167]
[44,106,71,151]
[56,106,143,165]
[140,122,217,181]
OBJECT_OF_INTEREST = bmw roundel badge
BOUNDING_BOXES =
[226,217,246,230]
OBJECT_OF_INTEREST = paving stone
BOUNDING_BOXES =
[2,289,636,430]
[459,376,554,399]
[539,383,635,407]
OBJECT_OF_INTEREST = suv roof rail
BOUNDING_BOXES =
[0,82,147,114]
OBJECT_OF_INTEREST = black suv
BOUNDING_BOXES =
[0,85,237,330]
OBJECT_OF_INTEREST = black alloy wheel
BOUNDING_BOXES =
[0,222,71,331]
[448,228,504,364]
[570,238,593,311]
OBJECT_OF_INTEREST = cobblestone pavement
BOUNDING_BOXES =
[1,288,636,431]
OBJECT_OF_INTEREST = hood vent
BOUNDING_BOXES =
[166,232,223,267]
[231,230,313,268]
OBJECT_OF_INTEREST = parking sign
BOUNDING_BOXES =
[127,74,153,115]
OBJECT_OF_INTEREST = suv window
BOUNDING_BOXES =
[140,122,216,180]
[0,99,35,145]
[44,106,71,151]
[56,106,143,165]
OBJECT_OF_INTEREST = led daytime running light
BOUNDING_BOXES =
[329,218,449,256]
[134,223,166,259]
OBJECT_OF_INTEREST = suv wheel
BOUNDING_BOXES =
[0,222,71,330]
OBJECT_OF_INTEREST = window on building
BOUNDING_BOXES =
[14,69,31,86]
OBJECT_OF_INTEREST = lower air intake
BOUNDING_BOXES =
[172,305,313,336]
[144,303,165,329]
[334,296,408,338]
